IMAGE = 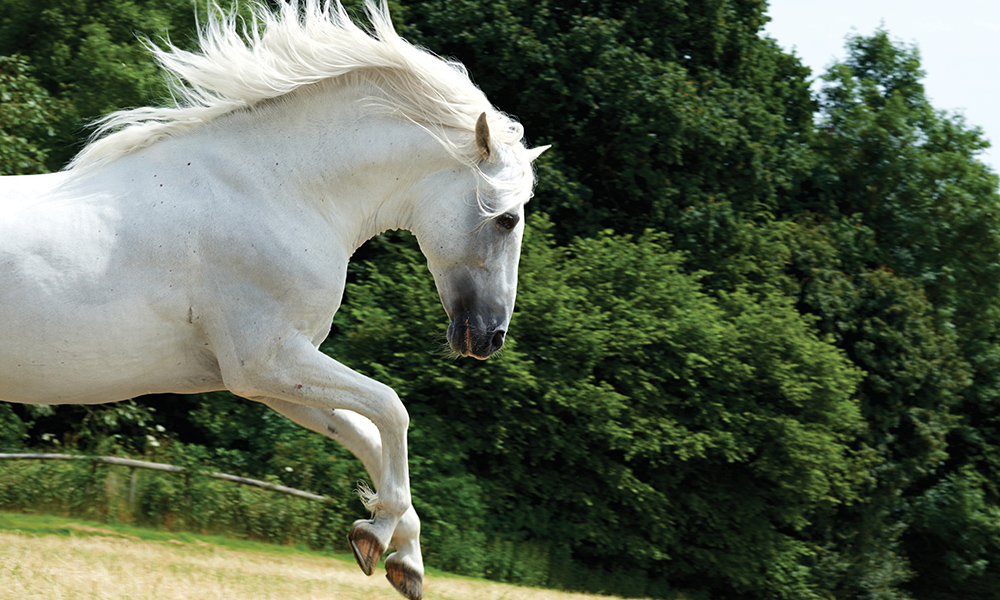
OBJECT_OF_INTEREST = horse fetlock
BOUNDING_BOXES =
[393,505,421,543]
[355,483,411,519]
[355,480,382,513]
[377,488,411,519]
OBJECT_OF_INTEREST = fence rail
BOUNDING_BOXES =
[0,453,332,503]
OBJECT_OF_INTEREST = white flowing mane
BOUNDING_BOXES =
[68,0,528,175]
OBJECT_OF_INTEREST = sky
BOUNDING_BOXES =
[763,0,1000,176]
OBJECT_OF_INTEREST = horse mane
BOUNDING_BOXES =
[68,0,527,174]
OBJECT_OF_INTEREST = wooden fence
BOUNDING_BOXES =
[0,453,332,503]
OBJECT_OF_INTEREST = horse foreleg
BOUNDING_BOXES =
[218,338,419,597]
[259,399,423,599]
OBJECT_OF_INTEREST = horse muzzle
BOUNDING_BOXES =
[447,314,506,359]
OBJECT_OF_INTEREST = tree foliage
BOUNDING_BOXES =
[0,0,198,169]
[327,222,865,597]
[0,55,67,174]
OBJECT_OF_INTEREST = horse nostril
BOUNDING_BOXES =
[492,329,506,351]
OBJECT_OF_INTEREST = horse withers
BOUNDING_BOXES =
[0,2,547,598]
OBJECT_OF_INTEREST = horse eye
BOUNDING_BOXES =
[495,212,519,231]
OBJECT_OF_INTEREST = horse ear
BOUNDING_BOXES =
[475,112,491,161]
[525,144,551,162]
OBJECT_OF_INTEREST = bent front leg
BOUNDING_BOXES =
[260,400,423,599]
[220,337,412,578]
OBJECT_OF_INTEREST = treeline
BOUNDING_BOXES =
[3,1,1000,598]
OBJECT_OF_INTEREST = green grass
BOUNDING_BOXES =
[0,510,358,563]
[0,510,505,583]
[0,510,632,600]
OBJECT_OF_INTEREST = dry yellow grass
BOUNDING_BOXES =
[0,529,625,600]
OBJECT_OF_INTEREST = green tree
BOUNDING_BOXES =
[328,218,866,598]
[398,0,815,251]
[790,30,1000,598]
[0,0,198,169]
[811,31,1000,338]
[0,55,67,174]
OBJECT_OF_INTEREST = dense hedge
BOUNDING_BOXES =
[0,455,348,549]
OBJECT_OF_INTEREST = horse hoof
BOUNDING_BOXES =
[386,559,423,600]
[348,521,384,576]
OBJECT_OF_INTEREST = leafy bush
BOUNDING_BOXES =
[327,219,866,598]
[0,449,353,552]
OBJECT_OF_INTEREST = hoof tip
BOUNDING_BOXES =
[347,522,384,577]
[386,560,423,600]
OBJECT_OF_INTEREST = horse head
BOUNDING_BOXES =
[412,113,548,360]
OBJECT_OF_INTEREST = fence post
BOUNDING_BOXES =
[128,466,138,507]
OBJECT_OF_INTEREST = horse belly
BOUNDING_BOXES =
[0,270,223,405]
[0,307,224,405]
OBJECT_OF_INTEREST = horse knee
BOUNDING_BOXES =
[380,392,409,432]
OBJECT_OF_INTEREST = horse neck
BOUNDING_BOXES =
[195,82,463,253]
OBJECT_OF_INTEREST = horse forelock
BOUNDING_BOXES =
[67,0,528,174]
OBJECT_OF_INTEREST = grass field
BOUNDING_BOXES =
[0,512,630,600]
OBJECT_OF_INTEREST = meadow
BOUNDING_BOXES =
[0,512,630,600]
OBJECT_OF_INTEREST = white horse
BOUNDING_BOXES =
[0,2,547,598]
